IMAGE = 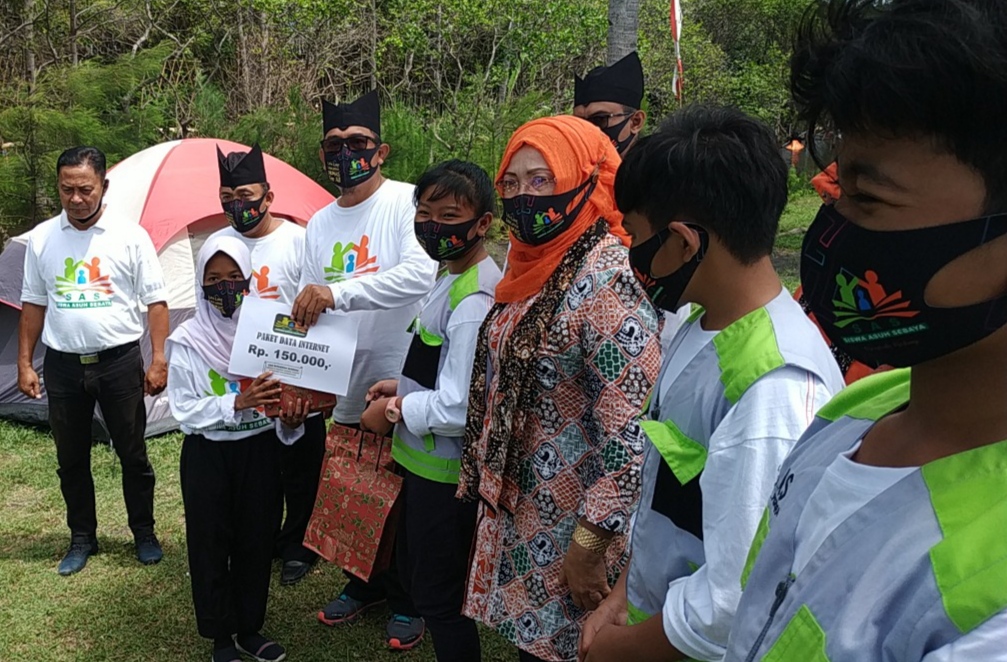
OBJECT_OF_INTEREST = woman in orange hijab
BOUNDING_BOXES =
[457,115,662,662]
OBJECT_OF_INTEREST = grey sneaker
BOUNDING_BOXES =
[234,633,286,662]
[386,614,425,651]
[317,593,385,626]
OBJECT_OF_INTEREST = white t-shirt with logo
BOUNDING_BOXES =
[21,210,167,354]
[166,340,302,443]
[210,220,305,306]
[300,179,438,423]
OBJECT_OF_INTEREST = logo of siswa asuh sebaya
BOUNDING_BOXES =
[206,369,253,397]
[532,208,563,238]
[55,257,114,308]
[348,157,371,182]
[439,234,464,253]
[832,269,919,328]
[273,314,307,338]
[324,235,380,283]
[252,265,279,299]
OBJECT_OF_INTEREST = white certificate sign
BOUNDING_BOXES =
[228,297,358,395]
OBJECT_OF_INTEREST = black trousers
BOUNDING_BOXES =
[518,651,549,662]
[180,430,282,640]
[336,422,417,617]
[44,344,155,543]
[397,471,480,662]
[276,415,327,563]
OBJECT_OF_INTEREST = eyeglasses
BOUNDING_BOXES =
[320,135,379,152]
[584,112,634,129]
[495,175,556,197]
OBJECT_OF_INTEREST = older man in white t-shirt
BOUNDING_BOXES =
[292,90,437,652]
[18,146,169,576]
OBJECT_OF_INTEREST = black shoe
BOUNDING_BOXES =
[58,540,98,576]
[280,559,314,586]
[135,533,163,565]
[211,645,242,662]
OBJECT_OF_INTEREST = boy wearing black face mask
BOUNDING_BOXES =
[580,105,844,662]
[355,159,502,661]
[209,145,325,587]
[723,1,1007,660]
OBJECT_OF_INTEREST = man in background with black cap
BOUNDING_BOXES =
[293,90,436,652]
[575,53,689,347]
[209,145,325,588]
[574,51,647,156]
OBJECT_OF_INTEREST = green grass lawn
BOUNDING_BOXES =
[0,421,517,661]
[774,190,820,292]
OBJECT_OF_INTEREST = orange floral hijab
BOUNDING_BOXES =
[494,115,630,303]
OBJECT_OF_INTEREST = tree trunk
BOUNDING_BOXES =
[69,0,78,66]
[24,0,36,87]
[607,0,640,65]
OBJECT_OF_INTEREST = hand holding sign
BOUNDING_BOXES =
[292,284,335,328]
[229,297,358,396]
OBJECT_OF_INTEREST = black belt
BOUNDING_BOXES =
[48,341,140,365]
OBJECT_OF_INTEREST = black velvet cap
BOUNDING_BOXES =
[217,143,266,188]
[322,90,381,136]
[574,51,644,109]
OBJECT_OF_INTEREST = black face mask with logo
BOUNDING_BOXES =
[800,204,1007,368]
[501,178,595,246]
[628,224,708,312]
[202,278,251,319]
[415,217,482,261]
[324,145,379,189]
[222,196,266,233]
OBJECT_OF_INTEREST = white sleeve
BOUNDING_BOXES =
[132,228,167,305]
[328,205,437,312]
[20,234,48,306]
[400,294,491,438]
[921,610,1007,662]
[167,343,241,433]
[662,367,834,660]
[299,221,325,290]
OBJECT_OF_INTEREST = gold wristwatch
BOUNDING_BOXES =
[572,524,611,556]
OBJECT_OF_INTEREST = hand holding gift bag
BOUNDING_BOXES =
[303,424,402,582]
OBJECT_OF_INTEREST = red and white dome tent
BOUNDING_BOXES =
[0,138,334,438]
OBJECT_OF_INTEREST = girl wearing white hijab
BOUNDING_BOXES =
[168,235,303,662]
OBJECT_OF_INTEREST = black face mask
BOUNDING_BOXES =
[202,278,251,319]
[324,145,379,189]
[68,187,106,225]
[629,224,708,312]
[415,217,482,261]
[222,196,266,233]
[501,178,595,246]
[801,204,1007,368]
[602,116,635,155]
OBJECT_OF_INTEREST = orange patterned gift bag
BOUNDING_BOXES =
[303,424,402,581]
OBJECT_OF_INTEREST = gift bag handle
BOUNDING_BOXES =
[353,431,389,471]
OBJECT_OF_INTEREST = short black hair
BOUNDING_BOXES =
[615,104,787,264]
[57,146,107,180]
[791,0,1007,212]
[414,159,496,218]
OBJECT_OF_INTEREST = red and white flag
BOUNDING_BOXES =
[670,0,684,102]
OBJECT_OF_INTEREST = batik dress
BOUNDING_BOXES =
[463,235,661,661]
